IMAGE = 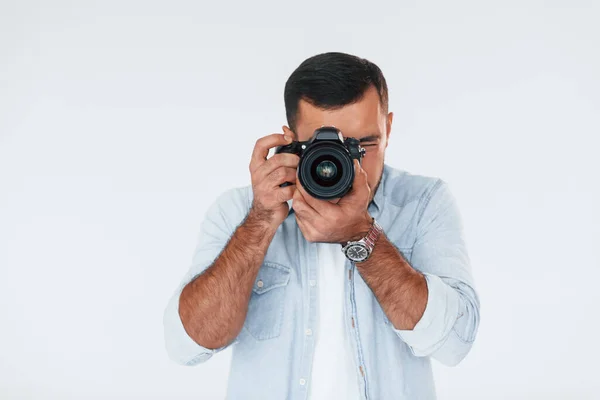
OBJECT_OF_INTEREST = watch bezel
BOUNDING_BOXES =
[341,218,382,262]
[342,241,371,262]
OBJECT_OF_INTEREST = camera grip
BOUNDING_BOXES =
[275,143,299,188]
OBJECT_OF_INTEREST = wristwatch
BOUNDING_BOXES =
[341,218,383,263]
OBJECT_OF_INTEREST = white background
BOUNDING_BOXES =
[1,1,599,399]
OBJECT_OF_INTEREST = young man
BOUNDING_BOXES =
[163,52,480,400]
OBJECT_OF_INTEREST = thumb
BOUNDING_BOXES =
[342,160,362,200]
[353,159,370,195]
[354,159,367,182]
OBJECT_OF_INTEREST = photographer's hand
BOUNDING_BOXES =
[249,133,300,228]
[292,158,373,244]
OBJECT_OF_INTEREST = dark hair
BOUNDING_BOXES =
[284,52,389,133]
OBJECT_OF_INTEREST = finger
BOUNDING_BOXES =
[355,160,371,196]
[249,133,293,174]
[262,166,297,189]
[273,184,296,203]
[340,159,370,204]
[355,159,369,185]
[295,177,336,216]
[254,153,300,184]
[295,214,316,242]
[291,194,319,225]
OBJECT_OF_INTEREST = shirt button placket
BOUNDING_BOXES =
[301,242,318,398]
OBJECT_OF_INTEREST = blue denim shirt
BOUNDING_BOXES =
[163,163,480,400]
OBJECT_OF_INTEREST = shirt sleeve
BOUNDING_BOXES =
[162,186,251,366]
[392,179,480,367]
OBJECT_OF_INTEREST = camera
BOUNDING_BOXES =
[274,126,366,200]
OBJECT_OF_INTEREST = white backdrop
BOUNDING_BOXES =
[1,1,599,399]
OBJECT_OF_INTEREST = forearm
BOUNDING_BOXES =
[179,209,277,349]
[354,179,480,366]
[357,233,479,365]
[355,233,428,330]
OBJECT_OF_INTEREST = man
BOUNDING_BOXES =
[163,52,480,400]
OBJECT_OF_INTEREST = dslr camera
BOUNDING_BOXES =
[274,126,366,200]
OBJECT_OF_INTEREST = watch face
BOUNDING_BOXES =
[345,243,369,262]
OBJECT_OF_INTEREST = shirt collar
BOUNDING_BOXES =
[370,163,387,214]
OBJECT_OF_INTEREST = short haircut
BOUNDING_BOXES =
[284,52,389,133]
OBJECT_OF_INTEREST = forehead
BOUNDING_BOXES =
[295,85,385,141]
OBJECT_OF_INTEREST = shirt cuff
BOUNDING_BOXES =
[392,273,460,355]
[163,287,237,365]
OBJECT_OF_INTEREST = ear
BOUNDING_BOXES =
[282,125,296,141]
[385,112,393,149]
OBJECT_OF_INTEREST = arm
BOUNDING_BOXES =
[163,132,299,366]
[163,188,278,366]
[355,234,428,330]
[356,179,480,366]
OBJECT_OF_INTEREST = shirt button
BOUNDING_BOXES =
[299,378,306,386]
[309,280,316,287]
[305,328,312,336]
[256,280,264,288]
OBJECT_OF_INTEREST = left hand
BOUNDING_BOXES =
[293,158,373,244]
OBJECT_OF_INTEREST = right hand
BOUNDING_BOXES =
[248,131,300,228]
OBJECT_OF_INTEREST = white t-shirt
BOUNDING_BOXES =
[309,242,361,400]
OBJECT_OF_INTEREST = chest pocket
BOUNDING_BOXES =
[244,261,291,340]
[378,247,413,326]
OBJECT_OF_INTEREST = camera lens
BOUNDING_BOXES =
[295,126,362,200]
[299,142,354,199]
[311,155,343,188]
[315,160,338,181]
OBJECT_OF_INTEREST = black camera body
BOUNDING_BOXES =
[274,126,366,200]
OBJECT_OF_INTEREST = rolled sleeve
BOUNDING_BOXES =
[392,273,460,355]
[392,178,480,366]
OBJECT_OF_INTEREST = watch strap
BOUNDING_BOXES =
[341,217,382,255]
[364,218,382,248]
